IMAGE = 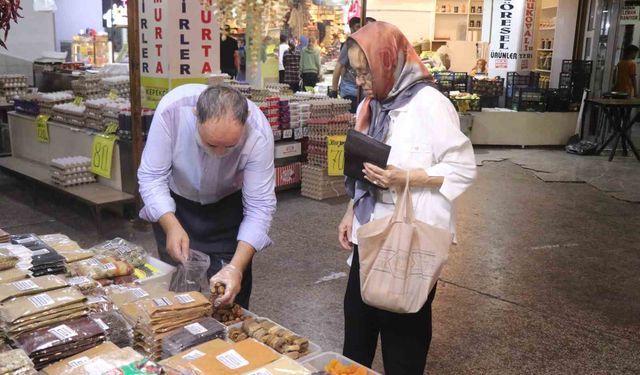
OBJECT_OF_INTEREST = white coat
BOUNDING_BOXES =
[351,85,477,245]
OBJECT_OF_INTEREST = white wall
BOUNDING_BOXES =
[366,0,436,43]
[0,4,55,61]
[550,0,579,87]
[54,0,105,50]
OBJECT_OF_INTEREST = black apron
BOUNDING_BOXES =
[152,190,253,308]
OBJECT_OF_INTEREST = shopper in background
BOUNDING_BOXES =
[220,25,240,78]
[138,84,276,310]
[470,58,488,77]
[278,34,289,84]
[283,40,301,93]
[613,45,639,97]
[337,22,476,375]
[300,37,321,90]
[331,17,362,113]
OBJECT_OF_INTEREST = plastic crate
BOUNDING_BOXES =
[301,352,381,375]
[433,72,455,81]
[506,72,540,87]
[562,60,593,75]
[512,88,547,112]
[13,99,40,116]
[450,97,481,112]
[545,89,571,112]
[470,78,504,97]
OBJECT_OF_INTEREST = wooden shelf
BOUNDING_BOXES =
[537,49,554,52]
[469,13,483,16]
[436,12,468,15]
[469,27,482,30]
[535,69,552,73]
[542,5,558,10]
[539,27,556,31]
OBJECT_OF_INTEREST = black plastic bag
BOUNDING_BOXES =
[169,249,210,295]
[566,140,599,155]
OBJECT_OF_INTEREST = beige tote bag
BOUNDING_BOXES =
[357,176,454,313]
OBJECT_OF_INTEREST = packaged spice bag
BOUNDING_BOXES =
[0,244,33,270]
[40,234,94,263]
[0,286,86,324]
[68,256,134,280]
[0,267,29,283]
[89,310,134,348]
[159,339,232,375]
[90,238,148,267]
[41,341,120,375]
[0,247,18,271]
[161,317,227,357]
[0,349,36,374]
[0,275,68,302]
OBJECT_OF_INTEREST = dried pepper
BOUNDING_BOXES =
[0,0,23,49]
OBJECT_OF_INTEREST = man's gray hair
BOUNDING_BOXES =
[196,85,249,125]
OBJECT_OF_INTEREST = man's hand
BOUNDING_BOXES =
[338,202,354,250]
[159,213,190,264]
[210,264,242,307]
[363,163,409,189]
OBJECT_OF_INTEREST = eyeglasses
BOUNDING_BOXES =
[347,67,371,80]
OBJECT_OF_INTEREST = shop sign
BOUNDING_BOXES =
[90,134,117,179]
[621,6,640,24]
[36,115,50,144]
[488,0,537,77]
[139,0,220,108]
[327,135,347,176]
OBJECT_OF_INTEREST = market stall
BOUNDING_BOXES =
[0,231,378,374]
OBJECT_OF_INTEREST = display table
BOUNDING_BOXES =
[3,112,135,234]
[7,112,126,190]
[469,111,578,146]
[586,98,640,162]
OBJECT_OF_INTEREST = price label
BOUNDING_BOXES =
[153,297,173,307]
[108,89,118,100]
[104,121,119,135]
[182,349,206,361]
[48,324,78,340]
[12,279,38,291]
[93,318,109,331]
[36,115,50,143]
[184,322,207,335]
[90,134,117,178]
[327,135,347,176]
[216,349,249,370]
[73,96,84,106]
[67,356,90,369]
[176,293,195,304]
[29,293,54,308]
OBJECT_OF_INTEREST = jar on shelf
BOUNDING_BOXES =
[477,20,481,28]
[470,20,475,28]
[441,5,446,12]
[471,6,476,13]
[477,6,482,13]
[454,5,459,13]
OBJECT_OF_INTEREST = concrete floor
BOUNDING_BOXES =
[1,149,639,374]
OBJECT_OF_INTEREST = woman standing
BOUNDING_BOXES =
[337,22,476,375]
[300,37,321,89]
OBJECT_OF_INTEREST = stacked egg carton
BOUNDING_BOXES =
[50,156,96,187]
[37,91,75,115]
[265,82,293,96]
[51,102,86,127]
[84,97,130,131]
[0,74,28,102]
[207,73,228,86]
[301,107,354,200]
[71,75,103,99]
[279,99,293,140]
[103,101,129,131]
[101,75,130,98]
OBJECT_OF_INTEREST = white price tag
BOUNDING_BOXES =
[175,293,195,304]
[31,248,50,256]
[294,127,304,140]
[101,263,116,271]
[130,287,149,299]
[67,356,90,369]
[216,349,249,370]
[153,297,173,307]
[48,324,78,340]
[86,358,115,375]
[245,369,273,375]
[283,129,293,139]
[67,276,91,286]
[184,322,207,335]
[28,293,54,308]
[93,318,109,331]
[87,296,107,304]
[182,349,206,361]
[12,279,38,291]
[85,258,101,267]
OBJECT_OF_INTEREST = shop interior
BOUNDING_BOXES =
[0,0,638,374]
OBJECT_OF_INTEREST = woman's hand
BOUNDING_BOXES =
[338,204,354,251]
[363,163,409,189]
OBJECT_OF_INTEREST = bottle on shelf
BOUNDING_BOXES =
[540,38,546,49]
[471,6,476,13]
[454,5,459,13]
[441,4,446,12]
[470,20,475,28]
[477,6,482,13]
[477,20,481,28]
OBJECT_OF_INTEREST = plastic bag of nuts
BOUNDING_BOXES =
[210,282,249,325]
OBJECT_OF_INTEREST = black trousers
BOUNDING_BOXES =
[343,95,358,114]
[152,190,253,309]
[302,72,319,89]
[279,70,285,84]
[343,246,437,375]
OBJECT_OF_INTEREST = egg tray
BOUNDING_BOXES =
[52,175,97,187]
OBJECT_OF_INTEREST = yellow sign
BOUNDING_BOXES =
[36,115,50,143]
[327,135,347,176]
[108,89,119,100]
[73,96,84,106]
[90,134,117,178]
[104,121,119,135]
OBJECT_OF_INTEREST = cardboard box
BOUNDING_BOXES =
[275,163,302,187]
[187,339,280,374]
[275,141,302,159]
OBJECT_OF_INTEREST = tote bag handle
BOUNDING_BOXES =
[391,172,415,224]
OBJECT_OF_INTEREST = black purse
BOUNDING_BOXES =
[344,129,392,188]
